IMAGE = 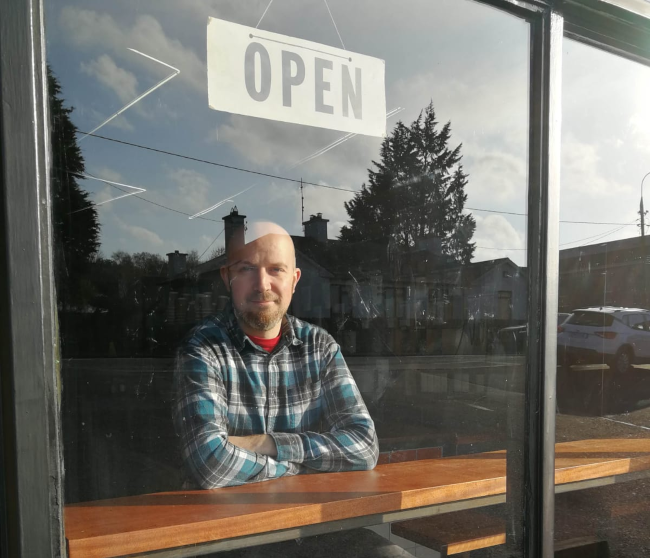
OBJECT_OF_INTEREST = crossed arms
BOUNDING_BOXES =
[174,334,379,489]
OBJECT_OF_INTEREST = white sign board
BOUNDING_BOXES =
[207,17,386,137]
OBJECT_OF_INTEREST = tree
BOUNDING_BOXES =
[49,67,101,308]
[339,102,476,264]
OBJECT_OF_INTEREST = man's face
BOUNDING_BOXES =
[220,233,301,338]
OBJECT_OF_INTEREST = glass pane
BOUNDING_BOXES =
[46,1,529,556]
[556,38,650,557]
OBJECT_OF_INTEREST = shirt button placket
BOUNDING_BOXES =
[268,356,277,431]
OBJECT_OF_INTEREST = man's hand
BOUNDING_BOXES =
[229,434,278,457]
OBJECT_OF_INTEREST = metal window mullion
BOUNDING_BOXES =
[562,0,650,66]
[519,7,563,558]
[541,10,563,558]
[0,0,62,556]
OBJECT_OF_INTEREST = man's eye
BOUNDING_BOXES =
[270,267,285,274]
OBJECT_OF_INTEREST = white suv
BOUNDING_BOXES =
[557,307,650,374]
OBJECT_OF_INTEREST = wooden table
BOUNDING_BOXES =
[64,438,650,558]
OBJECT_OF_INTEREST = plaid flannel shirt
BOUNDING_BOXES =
[174,306,378,489]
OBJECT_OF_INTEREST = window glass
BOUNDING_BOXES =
[46,1,530,556]
[626,313,646,330]
[556,38,650,558]
[567,311,615,327]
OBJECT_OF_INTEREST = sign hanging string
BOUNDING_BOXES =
[323,0,346,50]
[255,0,347,50]
[255,0,274,29]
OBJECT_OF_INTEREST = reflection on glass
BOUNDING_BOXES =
[556,38,650,557]
[48,0,529,555]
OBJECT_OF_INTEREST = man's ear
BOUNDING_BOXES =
[220,266,231,292]
[292,268,301,293]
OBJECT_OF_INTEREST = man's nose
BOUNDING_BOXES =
[252,268,272,291]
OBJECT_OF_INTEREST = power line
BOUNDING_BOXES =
[468,205,636,226]
[561,219,634,225]
[75,131,639,227]
[559,224,630,247]
[199,227,225,261]
[476,246,526,251]
[70,171,221,222]
[477,222,634,253]
[74,169,637,256]
[75,131,356,193]
[466,206,525,217]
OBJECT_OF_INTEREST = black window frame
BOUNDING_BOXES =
[1,0,649,557]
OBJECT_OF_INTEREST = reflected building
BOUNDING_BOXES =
[163,207,529,358]
[559,236,650,312]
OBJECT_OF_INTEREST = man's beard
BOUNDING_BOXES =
[233,294,286,333]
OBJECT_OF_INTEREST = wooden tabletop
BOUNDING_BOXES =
[64,438,650,558]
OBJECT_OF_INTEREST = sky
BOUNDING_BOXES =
[44,0,650,268]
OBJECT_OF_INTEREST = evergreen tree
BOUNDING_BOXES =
[49,67,101,308]
[340,102,476,264]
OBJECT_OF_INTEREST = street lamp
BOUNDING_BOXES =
[641,171,650,237]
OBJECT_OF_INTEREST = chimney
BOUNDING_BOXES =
[223,206,246,253]
[166,250,187,278]
[303,213,329,243]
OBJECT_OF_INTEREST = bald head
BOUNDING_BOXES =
[221,221,301,338]
[225,221,296,268]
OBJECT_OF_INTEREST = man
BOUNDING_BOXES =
[174,221,378,489]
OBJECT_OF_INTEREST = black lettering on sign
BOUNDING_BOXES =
[245,42,271,102]
[314,58,334,115]
[281,51,306,108]
[342,65,362,120]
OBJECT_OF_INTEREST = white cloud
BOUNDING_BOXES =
[464,145,527,205]
[85,107,134,132]
[205,127,220,144]
[167,168,212,215]
[218,114,381,190]
[116,217,164,248]
[86,167,125,212]
[60,7,205,94]
[473,214,525,265]
[93,166,123,183]
[93,188,116,208]
[390,72,528,158]
[560,135,633,200]
[629,106,650,155]
[81,54,138,104]
[107,115,134,132]
[217,117,344,169]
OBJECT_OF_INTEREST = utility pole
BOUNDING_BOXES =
[642,172,650,308]
[642,172,650,237]
[300,178,304,230]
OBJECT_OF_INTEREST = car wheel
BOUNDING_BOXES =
[611,347,633,374]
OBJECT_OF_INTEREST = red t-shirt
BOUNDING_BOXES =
[248,333,281,352]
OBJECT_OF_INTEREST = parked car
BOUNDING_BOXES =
[495,313,571,355]
[557,307,650,373]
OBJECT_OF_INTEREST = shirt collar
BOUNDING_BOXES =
[223,302,303,351]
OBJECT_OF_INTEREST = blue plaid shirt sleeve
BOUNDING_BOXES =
[269,339,379,472]
[174,336,300,489]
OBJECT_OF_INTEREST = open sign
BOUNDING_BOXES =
[207,17,386,137]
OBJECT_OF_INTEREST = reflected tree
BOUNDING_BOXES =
[49,67,100,309]
[340,102,476,264]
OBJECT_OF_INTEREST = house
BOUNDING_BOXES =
[558,235,650,312]
[162,208,528,356]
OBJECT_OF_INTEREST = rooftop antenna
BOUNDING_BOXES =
[301,178,305,230]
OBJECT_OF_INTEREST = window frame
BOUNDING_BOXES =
[1,0,649,557]
[0,0,63,557]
